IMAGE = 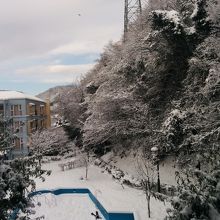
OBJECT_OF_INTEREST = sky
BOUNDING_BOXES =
[0,0,124,95]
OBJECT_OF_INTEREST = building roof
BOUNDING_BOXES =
[0,90,45,102]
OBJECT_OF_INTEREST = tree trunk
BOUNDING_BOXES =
[148,196,151,218]
[85,165,88,179]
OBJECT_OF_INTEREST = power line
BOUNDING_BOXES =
[124,0,142,42]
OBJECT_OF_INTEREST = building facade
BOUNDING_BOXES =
[0,90,51,158]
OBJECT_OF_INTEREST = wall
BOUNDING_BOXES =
[0,98,51,158]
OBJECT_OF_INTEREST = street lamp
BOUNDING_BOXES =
[151,146,161,193]
[196,154,201,170]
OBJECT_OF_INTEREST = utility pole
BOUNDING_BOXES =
[124,0,142,42]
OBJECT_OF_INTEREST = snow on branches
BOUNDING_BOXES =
[151,10,183,34]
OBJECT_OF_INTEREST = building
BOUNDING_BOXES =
[0,90,51,158]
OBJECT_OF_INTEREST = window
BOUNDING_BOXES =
[40,105,45,115]
[30,120,34,132]
[20,138,24,149]
[11,105,14,116]
[14,138,20,149]
[30,120,38,132]
[29,103,36,115]
[13,121,24,133]
[18,105,22,115]
[40,119,45,128]
[35,106,37,115]
[0,104,3,116]
[11,105,22,116]
[13,138,24,150]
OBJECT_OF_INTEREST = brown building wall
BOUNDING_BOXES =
[26,100,51,135]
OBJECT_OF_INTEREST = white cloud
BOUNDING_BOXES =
[0,0,124,92]
[15,63,94,84]
[50,40,104,55]
[0,0,123,61]
[49,25,122,56]
[47,64,94,74]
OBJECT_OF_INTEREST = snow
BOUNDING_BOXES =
[34,159,169,220]
[152,10,182,34]
[154,10,181,25]
[101,152,114,162]
[151,147,158,152]
[205,68,220,88]
[163,109,186,129]
[0,90,44,102]
[104,154,178,186]
[186,26,196,35]
[190,2,198,19]
[209,204,220,220]
[30,194,106,220]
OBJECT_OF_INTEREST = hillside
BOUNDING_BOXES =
[36,1,220,218]
[60,0,219,163]
[37,85,74,104]
[56,2,220,217]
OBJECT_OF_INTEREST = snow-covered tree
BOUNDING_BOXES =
[54,0,219,170]
[137,155,157,218]
[0,116,51,220]
[0,115,14,156]
[57,84,86,145]
[137,150,168,218]
[30,127,70,157]
[168,148,220,219]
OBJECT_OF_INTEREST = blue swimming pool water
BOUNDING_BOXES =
[11,188,135,220]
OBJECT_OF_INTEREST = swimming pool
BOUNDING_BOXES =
[11,188,135,220]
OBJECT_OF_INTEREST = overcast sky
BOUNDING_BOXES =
[0,0,124,95]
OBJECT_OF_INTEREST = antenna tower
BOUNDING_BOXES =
[124,0,142,41]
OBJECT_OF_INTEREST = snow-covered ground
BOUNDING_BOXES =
[101,152,178,185]
[114,155,178,185]
[34,159,169,220]
[30,194,106,220]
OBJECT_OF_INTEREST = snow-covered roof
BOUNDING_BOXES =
[0,90,45,102]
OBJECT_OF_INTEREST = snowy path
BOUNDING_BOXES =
[35,159,168,220]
